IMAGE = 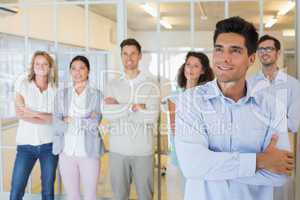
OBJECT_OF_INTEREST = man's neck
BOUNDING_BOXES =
[217,79,247,102]
[262,64,279,81]
[125,68,140,80]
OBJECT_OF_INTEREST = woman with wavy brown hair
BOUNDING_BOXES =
[166,51,214,200]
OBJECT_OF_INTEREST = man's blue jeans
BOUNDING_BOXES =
[10,143,58,200]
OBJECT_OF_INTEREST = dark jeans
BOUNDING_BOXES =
[10,143,58,200]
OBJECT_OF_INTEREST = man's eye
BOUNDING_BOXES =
[232,49,242,54]
[214,47,222,52]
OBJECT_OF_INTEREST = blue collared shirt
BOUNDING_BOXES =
[175,80,290,200]
[248,70,300,133]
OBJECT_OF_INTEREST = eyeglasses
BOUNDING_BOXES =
[257,47,276,54]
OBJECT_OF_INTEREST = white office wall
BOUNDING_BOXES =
[0,4,116,50]
[0,5,288,76]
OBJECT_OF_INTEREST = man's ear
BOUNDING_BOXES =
[277,49,281,57]
[139,52,142,60]
[249,53,256,65]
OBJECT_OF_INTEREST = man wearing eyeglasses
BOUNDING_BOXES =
[249,34,300,200]
[249,35,300,135]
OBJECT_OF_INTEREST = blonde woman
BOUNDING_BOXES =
[10,51,58,200]
[52,55,104,200]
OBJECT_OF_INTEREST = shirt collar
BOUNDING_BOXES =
[256,69,287,83]
[72,82,88,97]
[275,70,287,82]
[203,80,222,100]
[205,80,256,104]
[120,70,147,84]
[30,80,52,93]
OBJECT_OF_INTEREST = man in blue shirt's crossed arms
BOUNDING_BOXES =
[175,16,294,200]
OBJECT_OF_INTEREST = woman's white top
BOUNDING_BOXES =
[63,86,88,157]
[15,77,56,146]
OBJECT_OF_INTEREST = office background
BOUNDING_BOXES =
[0,0,299,199]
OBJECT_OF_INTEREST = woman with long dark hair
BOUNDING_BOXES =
[52,55,104,200]
[167,51,214,200]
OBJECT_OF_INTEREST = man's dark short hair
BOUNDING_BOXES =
[213,16,259,55]
[258,34,281,51]
[120,38,142,53]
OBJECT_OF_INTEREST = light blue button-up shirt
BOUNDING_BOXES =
[248,70,300,133]
[175,80,290,200]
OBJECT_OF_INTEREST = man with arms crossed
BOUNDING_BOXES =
[103,38,160,200]
[175,17,294,200]
[249,34,300,200]
[249,34,300,134]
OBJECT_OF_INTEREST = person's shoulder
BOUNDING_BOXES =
[144,73,159,85]
[176,82,216,118]
[177,81,214,107]
[107,76,121,84]
[250,87,279,117]
[14,74,31,94]
[48,82,58,93]
[165,88,183,103]
[15,74,29,86]
[189,81,217,99]
[197,81,216,93]
[88,86,103,97]
[251,86,273,100]
[247,72,263,86]
[286,73,300,87]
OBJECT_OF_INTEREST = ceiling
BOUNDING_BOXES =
[0,0,17,3]
[0,0,296,49]
[89,0,295,32]
[0,0,295,32]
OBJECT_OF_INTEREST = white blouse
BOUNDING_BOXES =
[15,77,56,146]
[63,86,88,157]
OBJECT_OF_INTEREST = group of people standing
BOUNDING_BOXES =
[12,53,104,200]
[9,16,300,200]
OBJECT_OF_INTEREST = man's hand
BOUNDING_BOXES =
[132,103,146,112]
[256,134,294,175]
[104,97,119,105]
